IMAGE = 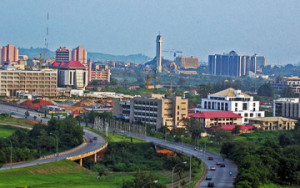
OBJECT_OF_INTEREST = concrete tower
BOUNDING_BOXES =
[156,34,163,73]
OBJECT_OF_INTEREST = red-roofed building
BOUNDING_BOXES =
[189,111,243,128]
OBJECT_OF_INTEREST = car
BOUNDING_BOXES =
[220,163,226,167]
[207,182,214,187]
[208,156,214,160]
[89,139,93,143]
[206,175,212,180]
[216,162,221,165]
[93,137,97,140]
[210,166,216,171]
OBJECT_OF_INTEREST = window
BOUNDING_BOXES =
[243,103,247,110]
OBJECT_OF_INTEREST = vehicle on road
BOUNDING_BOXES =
[229,171,233,176]
[216,161,221,165]
[93,137,97,140]
[208,156,214,160]
[208,182,214,187]
[206,175,212,180]
[220,163,226,167]
[89,139,93,143]
[210,166,216,171]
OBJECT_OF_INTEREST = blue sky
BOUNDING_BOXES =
[1,0,300,64]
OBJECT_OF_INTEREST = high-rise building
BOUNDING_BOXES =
[55,46,71,63]
[0,44,19,65]
[252,54,266,68]
[87,62,110,83]
[0,69,57,96]
[156,34,163,73]
[208,51,264,77]
[72,46,87,65]
[175,56,200,69]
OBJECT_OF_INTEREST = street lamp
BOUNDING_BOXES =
[50,133,58,160]
[172,161,187,188]
[142,180,158,188]
[4,137,12,169]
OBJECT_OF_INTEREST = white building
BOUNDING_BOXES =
[273,98,300,119]
[195,88,264,123]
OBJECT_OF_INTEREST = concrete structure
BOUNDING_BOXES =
[0,44,19,65]
[273,98,300,119]
[87,62,110,83]
[270,76,300,94]
[175,56,200,69]
[53,61,88,89]
[248,117,296,131]
[189,111,243,128]
[72,46,87,65]
[55,46,71,63]
[0,69,57,96]
[195,88,264,123]
[129,94,188,130]
[112,98,131,120]
[156,34,163,73]
[208,51,263,77]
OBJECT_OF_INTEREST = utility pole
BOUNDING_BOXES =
[50,133,59,160]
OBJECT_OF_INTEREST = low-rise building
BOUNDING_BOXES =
[129,94,188,130]
[88,62,110,83]
[175,56,200,69]
[248,117,297,131]
[273,98,300,119]
[270,76,300,94]
[189,111,243,128]
[112,98,131,120]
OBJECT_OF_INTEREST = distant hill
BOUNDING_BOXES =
[19,47,151,63]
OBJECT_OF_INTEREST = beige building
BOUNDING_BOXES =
[0,69,57,97]
[129,94,188,130]
[248,117,297,131]
[270,76,300,94]
[72,46,87,65]
[175,56,200,69]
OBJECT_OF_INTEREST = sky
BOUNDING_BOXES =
[1,0,300,65]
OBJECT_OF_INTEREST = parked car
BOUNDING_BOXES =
[208,182,214,187]
[93,137,97,140]
[210,166,216,171]
[89,139,93,143]
[206,175,212,180]
[220,163,226,167]
[208,156,214,160]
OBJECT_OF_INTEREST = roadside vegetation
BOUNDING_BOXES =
[0,125,20,138]
[0,113,36,128]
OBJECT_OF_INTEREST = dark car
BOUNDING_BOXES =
[93,137,97,140]
[208,182,214,187]
[206,175,212,180]
[220,163,226,167]
[208,156,214,160]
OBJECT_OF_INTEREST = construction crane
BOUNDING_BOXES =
[162,49,183,60]
[145,67,156,94]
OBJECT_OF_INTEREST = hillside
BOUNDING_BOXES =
[19,48,151,63]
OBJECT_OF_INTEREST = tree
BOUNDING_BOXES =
[211,128,233,145]
[187,118,202,145]
[281,87,295,98]
[25,111,30,118]
[122,172,165,188]
[232,125,241,134]
[257,83,274,97]
[92,164,108,179]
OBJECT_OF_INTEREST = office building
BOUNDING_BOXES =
[208,51,264,77]
[156,34,163,73]
[72,46,87,65]
[273,98,300,119]
[87,62,110,83]
[0,44,19,65]
[248,117,296,131]
[55,46,71,63]
[52,61,88,89]
[112,98,131,120]
[0,69,57,96]
[129,94,188,130]
[252,54,266,68]
[195,88,264,123]
[189,111,243,128]
[175,56,200,69]
[270,76,300,94]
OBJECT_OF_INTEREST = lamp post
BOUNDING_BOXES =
[4,137,12,169]
[142,180,158,188]
[172,161,187,188]
[50,133,58,160]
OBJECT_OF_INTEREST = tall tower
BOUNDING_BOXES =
[156,34,163,73]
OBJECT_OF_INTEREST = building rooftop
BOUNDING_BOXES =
[219,124,254,131]
[189,111,242,119]
[210,88,250,98]
[51,61,86,68]
[250,117,297,122]
[275,98,299,103]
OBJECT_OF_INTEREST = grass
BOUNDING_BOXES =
[0,125,20,138]
[260,183,300,188]
[0,160,134,188]
[0,116,37,128]
[234,130,287,144]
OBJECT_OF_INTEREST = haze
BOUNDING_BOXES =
[1,0,300,64]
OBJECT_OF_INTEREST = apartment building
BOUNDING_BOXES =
[87,62,111,83]
[248,117,296,131]
[273,98,300,119]
[195,88,264,123]
[0,69,57,96]
[129,94,188,130]
[56,46,71,63]
[270,76,300,94]
[72,46,87,65]
[0,44,19,65]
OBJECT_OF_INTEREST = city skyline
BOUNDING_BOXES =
[1,0,300,65]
